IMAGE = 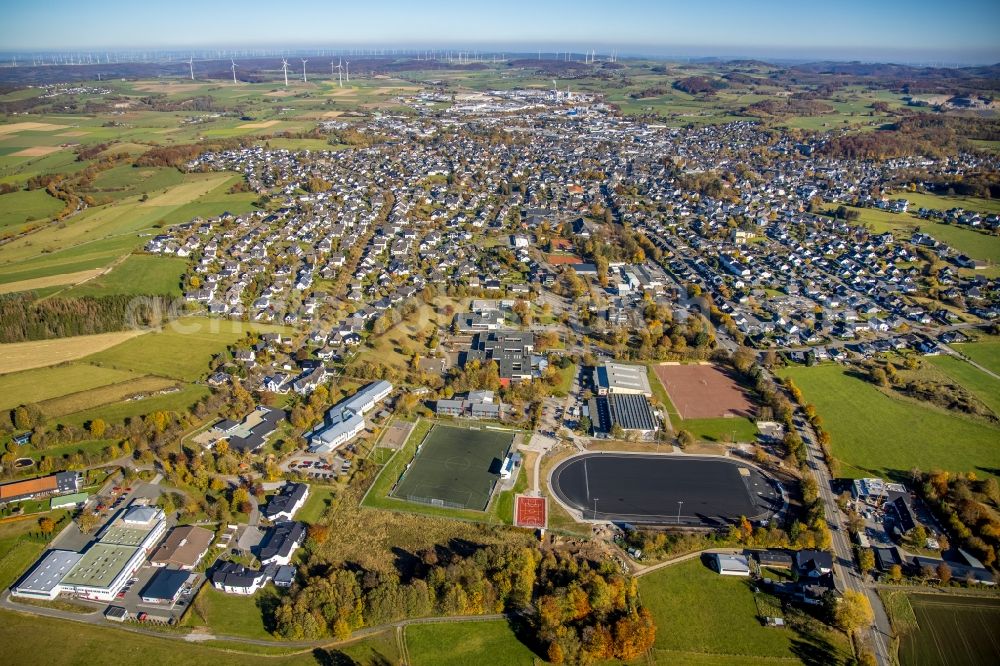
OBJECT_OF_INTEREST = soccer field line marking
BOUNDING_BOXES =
[583,458,591,500]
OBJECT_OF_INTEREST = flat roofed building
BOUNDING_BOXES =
[308,381,392,454]
[149,525,214,570]
[11,550,83,600]
[593,362,652,396]
[140,568,191,604]
[60,542,146,601]
[465,330,534,383]
[99,504,166,553]
[712,553,751,576]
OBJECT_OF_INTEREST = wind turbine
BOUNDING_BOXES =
[345,60,350,83]
[187,57,194,80]
[335,58,343,87]
[231,59,238,84]
[281,58,290,86]
[301,58,308,82]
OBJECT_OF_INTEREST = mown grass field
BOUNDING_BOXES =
[0,608,320,666]
[0,189,63,231]
[83,317,287,381]
[56,383,210,428]
[0,362,139,410]
[0,329,148,374]
[63,254,187,297]
[639,558,850,664]
[38,375,180,419]
[406,620,539,666]
[952,338,1000,376]
[899,594,1000,666]
[834,205,1000,266]
[779,364,1000,479]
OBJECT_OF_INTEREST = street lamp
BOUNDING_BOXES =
[676,500,684,525]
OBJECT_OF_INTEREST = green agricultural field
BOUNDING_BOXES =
[406,620,538,666]
[63,254,187,297]
[898,191,1000,216]
[38,375,180,420]
[952,338,1000,376]
[0,189,63,231]
[0,609,322,666]
[55,383,209,428]
[0,362,139,411]
[899,594,1000,666]
[779,364,1000,479]
[834,205,1000,266]
[0,172,251,286]
[927,355,1000,416]
[639,558,850,664]
[83,317,288,381]
[86,165,186,201]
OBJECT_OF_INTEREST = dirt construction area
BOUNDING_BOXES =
[653,363,754,419]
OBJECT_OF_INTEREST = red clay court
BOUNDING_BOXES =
[514,494,547,529]
[653,363,755,420]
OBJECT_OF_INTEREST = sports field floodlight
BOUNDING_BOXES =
[281,58,290,87]
[187,57,194,80]
[301,58,308,82]
[231,59,238,84]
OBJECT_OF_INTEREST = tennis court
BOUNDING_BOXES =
[391,424,514,511]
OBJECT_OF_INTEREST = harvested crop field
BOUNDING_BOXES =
[0,268,104,294]
[0,122,69,136]
[237,120,280,129]
[0,330,148,374]
[654,363,754,419]
[10,146,64,157]
[38,376,180,418]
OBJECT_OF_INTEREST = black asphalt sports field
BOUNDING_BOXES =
[550,453,782,526]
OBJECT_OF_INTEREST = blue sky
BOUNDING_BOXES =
[3,0,999,63]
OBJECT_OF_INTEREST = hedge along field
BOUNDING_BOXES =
[779,364,1000,479]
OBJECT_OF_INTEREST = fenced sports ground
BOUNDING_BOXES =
[390,424,514,511]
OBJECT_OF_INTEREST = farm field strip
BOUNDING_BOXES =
[0,330,149,375]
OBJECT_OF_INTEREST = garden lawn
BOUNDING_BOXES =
[406,620,538,666]
[640,558,849,663]
[779,364,1000,479]
[185,585,279,640]
[298,485,337,523]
